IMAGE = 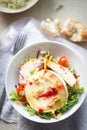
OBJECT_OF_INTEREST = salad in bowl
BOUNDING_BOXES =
[5,42,87,123]
[0,0,38,13]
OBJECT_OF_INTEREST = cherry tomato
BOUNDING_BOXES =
[17,83,26,101]
[58,56,68,67]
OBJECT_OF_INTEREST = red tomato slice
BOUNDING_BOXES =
[58,56,68,67]
[17,83,26,101]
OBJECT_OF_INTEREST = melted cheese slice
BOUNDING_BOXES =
[25,69,68,112]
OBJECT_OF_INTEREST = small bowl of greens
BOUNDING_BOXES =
[0,0,38,13]
[5,41,87,123]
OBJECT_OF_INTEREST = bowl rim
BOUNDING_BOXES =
[0,0,38,13]
[5,41,87,123]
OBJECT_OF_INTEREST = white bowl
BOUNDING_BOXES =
[5,41,87,123]
[0,0,38,13]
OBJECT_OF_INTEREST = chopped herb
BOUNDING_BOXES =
[30,70,35,75]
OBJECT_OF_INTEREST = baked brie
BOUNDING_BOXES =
[25,69,68,113]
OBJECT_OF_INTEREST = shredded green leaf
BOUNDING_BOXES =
[26,105,36,116]
[58,86,84,113]
[10,91,19,101]
[0,0,30,9]
[37,112,52,120]
[26,105,52,119]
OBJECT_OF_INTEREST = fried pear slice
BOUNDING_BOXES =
[19,59,43,83]
[47,61,76,87]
